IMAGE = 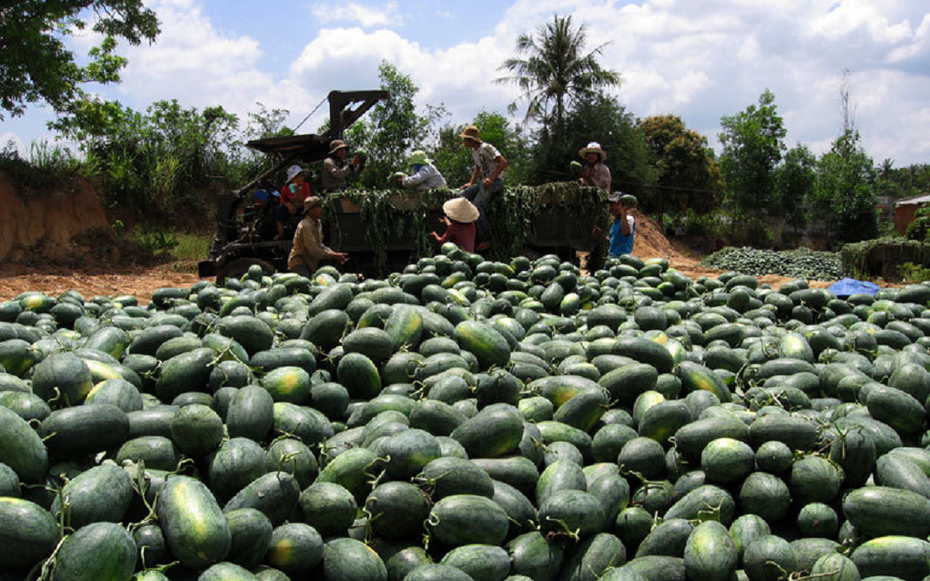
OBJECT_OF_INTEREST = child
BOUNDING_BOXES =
[431,197,479,252]
[276,165,310,240]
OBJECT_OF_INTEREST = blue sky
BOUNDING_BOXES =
[3,0,930,166]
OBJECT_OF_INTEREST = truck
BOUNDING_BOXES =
[198,90,604,283]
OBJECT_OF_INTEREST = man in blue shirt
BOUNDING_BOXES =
[593,192,636,256]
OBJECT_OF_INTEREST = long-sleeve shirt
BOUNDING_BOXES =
[288,215,336,270]
[581,162,611,191]
[436,221,476,252]
[321,157,358,191]
[402,164,447,191]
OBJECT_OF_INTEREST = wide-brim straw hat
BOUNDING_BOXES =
[286,164,308,183]
[579,141,607,160]
[443,197,480,223]
[457,125,483,144]
[303,196,323,211]
[329,140,349,155]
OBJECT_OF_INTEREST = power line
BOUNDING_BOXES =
[292,96,329,133]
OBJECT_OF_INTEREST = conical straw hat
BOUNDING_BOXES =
[443,197,480,223]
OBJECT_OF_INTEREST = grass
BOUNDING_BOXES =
[171,232,212,261]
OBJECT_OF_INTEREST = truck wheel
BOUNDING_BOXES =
[216,258,276,286]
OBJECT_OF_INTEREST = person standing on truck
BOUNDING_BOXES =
[321,140,362,192]
[288,196,348,277]
[578,142,611,192]
[592,192,636,257]
[430,197,478,252]
[396,150,447,191]
[275,164,311,240]
[458,125,507,251]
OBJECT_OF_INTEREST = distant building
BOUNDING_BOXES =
[894,193,930,235]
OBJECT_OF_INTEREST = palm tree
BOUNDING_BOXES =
[496,14,621,128]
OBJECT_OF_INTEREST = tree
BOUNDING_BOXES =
[348,61,432,189]
[718,89,787,218]
[528,94,654,197]
[496,14,620,129]
[0,1,159,119]
[639,114,723,214]
[811,129,878,243]
[775,144,817,234]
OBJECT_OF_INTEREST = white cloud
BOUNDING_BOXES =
[114,0,279,117]
[311,1,401,28]
[35,0,930,168]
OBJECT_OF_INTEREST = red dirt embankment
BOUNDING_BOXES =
[0,174,108,262]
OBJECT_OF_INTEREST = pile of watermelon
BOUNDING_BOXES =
[1,243,930,581]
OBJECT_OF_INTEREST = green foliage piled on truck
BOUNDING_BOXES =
[324,182,609,272]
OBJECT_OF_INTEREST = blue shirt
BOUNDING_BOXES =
[609,215,635,256]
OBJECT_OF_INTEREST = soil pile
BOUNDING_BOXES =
[0,174,108,262]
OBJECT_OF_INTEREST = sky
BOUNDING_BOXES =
[2,0,930,167]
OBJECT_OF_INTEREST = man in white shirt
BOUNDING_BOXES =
[458,125,508,251]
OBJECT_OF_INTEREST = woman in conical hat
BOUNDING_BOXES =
[430,197,479,252]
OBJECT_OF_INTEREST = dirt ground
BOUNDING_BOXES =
[0,210,843,304]
[0,263,201,304]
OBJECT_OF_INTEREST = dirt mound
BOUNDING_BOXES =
[0,174,108,262]
[631,209,684,261]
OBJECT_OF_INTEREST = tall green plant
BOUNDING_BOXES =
[354,61,431,189]
[775,144,817,234]
[0,1,159,119]
[719,89,787,219]
[639,114,723,214]
[497,14,621,128]
[811,130,878,243]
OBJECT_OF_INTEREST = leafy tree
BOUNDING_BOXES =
[718,89,787,218]
[774,144,817,234]
[811,130,878,243]
[0,0,159,119]
[497,14,620,128]
[349,61,432,189]
[527,94,654,198]
[639,114,723,215]
[54,98,241,221]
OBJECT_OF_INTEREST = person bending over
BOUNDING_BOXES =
[431,197,478,252]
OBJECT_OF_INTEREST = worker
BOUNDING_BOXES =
[458,125,507,251]
[276,164,311,240]
[430,197,478,252]
[322,140,362,192]
[396,150,447,191]
[578,142,611,191]
[593,192,636,256]
[288,196,348,277]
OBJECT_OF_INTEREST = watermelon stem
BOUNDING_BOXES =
[543,516,580,542]
[34,534,68,581]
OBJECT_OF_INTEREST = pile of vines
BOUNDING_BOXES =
[841,237,930,280]
[322,182,607,272]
